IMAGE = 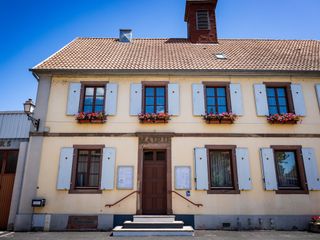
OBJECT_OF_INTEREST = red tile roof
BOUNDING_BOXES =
[32,38,320,73]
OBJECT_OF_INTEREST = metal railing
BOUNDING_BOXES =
[170,190,203,207]
[105,191,139,208]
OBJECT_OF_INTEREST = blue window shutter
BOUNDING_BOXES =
[194,148,209,190]
[260,148,278,191]
[192,84,205,116]
[101,148,116,190]
[236,148,252,190]
[57,148,74,190]
[302,148,320,191]
[168,83,180,116]
[105,83,118,115]
[67,83,81,115]
[130,83,142,115]
[316,84,320,111]
[254,84,269,116]
[291,84,306,116]
[230,83,244,115]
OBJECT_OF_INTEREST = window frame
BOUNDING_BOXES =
[205,145,240,194]
[203,82,232,114]
[79,81,108,114]
[264,82,295,114]
[69,145,105,194]
[196,10,211,31]
[271,145,309,194]
[142,81,169,114]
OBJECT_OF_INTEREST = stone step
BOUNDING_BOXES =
[112,226,194,237]
[123,220,184,229]
[133,215,176,223]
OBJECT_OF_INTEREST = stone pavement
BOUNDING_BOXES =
[0,231,319,240]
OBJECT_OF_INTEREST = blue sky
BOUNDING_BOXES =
[0,0,319,111]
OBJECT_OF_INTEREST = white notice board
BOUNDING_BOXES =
[175,166,191,190]
[117,166,134,190]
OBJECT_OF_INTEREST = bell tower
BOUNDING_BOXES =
[184,0,218,43]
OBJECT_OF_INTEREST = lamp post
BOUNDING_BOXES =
[23,99,40,131]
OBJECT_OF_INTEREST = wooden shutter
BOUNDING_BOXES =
[57,148,74,190]
[194,148,209,190]
[105,83,118,115]
[302,148,320,191]
[66,83,81,115]
[236,148,252,190]
[230,83,244,115]
[291,84,306,116]
[101,147,116,190]
[254,84,269,116]
[260,148,278,190]
[192,84,205,116]
[316,84,320,111]
[168,83,180,116]
[130,83,142,115]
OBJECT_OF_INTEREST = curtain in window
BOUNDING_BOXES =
[210,151,233,188]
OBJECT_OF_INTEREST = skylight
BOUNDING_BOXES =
[215,53,227,60]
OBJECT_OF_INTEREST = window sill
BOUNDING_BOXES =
[207,189,240,194]
[77,119,106,124]
[139,119,169,124]
[268,120,299,125]
[275,189,309,195]
[69,189,102,194]
[205,119,235,124]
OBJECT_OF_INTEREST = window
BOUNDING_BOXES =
[70,145,104,193]
[196,10,210,30]
[81,85,105,113]
[205,83,231,114]
[271,146,308,194]
[265,83,294,115]
[206,145,239,194]
[0,151,18,174]
[144,86,166,114]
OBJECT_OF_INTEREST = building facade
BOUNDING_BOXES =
[14,0,320,231]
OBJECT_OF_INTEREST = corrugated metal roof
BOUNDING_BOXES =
[0,112,30,139]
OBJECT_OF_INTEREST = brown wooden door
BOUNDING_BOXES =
[142,150,167,215]
[0,150,18,230]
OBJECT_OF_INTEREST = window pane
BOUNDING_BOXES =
[95,97,104,105]
[90,162,100,174]
[146,97,154,105]
[218,106,227,113]
[94,106,104,113]
[275,151,300,188]
[145,88,154,97]
[144,151,153,161]
[269,106,278,115]
[207,97,215,106]
[217,97,226,105]
[267,88,275,97]
[156,87,165,97]
[77,162,88,173]
[156,151,166,161]
[156,106,165,113]
[76,173,86,187]
[277,88,286,97]
[89,175,99,187]
[217,88,226,97]
[145,106,154,113]
[279,106,288,114]
[156,97,165,105]
[85,88,94,96]
[5,151,18,174]
[0,152,4,173]
[207,106,216,114]
[210,151,233,188]
[84,106,93,113]
[267,97,276,106]
[206,88,215,97]
[278,97,287,106]
[85,97,93,105]
[96,87,105,96]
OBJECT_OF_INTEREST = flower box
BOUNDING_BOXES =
[267,113,300,124]
[76,112,107,124]
[203,112,237,124]
[138,113,171,124]
[309,216,320,233]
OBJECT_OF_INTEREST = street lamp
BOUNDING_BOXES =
[23,99,40,131]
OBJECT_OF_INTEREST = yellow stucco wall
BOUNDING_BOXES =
[35,74,320,215]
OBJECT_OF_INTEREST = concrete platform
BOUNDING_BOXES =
[123,220,184,229]
[133,215,176,223]
[112,226,194,237]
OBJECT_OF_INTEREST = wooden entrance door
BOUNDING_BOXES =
[0,150,18,230]
[142,150,167,215]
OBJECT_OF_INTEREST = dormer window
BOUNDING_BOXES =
[196,10,210,30]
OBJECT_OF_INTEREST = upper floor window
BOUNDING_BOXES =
[144,86,166,114]
[83,86,105,113]
[196,10,210,30]
[205,83,231,114]
[265,83,294,115]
